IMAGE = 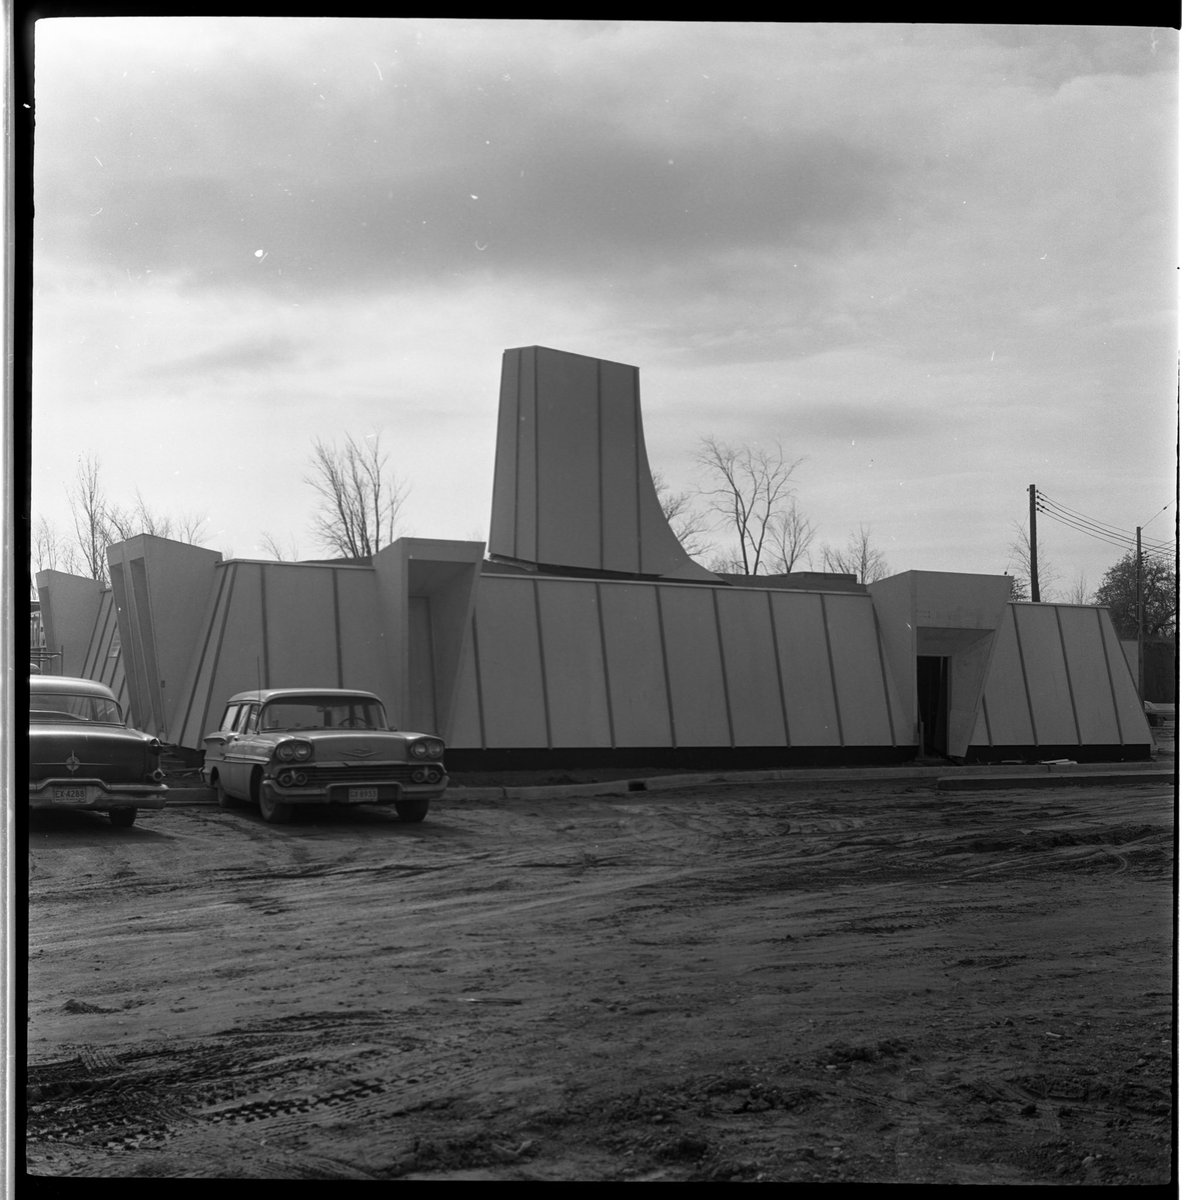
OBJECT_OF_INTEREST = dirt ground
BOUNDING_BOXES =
[24,775,1173,1182]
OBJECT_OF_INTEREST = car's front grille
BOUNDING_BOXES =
[302,764,427,784]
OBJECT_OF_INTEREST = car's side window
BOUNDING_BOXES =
[220,704,242,732]
[241,704,261,733]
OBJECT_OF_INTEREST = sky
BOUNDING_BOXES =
[28,18,1179,595]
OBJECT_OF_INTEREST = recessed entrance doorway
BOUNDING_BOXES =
[917,655,949,759]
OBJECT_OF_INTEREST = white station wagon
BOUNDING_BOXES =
[201,688,447,825]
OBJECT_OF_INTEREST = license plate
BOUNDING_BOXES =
[52,787,87,804]
[347,787,378,802]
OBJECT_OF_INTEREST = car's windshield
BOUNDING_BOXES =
[258,697,387,731]
[30,692,124,724]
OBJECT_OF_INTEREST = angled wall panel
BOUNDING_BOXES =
[447,626,484,749]
[333,568,392,703]
[969,612,1035,747]
[205,562,268,712]
[174,564,235,750]
[657,586,731,745]
[1014,605,1080,745]
[473,576,549,748]
[488,346,717,581]
[599,582,672,747]
[770,592,841,746]
[536,349,602,568]
[489,349,526,562]
[598,357,642,575]
[715,588,788,747]
[35,570,105,679]
[1058,606,1121,745]
[1099,610,1152,744]
[261,565,341,690]
[537,579,613,748]
[824,594,894,745]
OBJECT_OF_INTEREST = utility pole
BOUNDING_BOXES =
[1028,484,1040,602]
[1136,526,1145,700]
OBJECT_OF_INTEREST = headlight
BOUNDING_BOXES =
[276,740,313,763]
[411,741,428,759]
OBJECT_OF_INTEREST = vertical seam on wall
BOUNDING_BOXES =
[471,610,487,749]
[633,369,643,576]
[510,351,521,562]
[189,565,230,742]
[332,570,344,687]
[767,592,792,746]
[1054,607,1082,745]
[88,599,107,679]
[530,348,539,565]
[99,603,116,684]
[425,596,440,734]
[596,360,606,572]
[1095,608,1126,743]
[712,589,736,746]
[655,587,677,748]
[259,564,270,688]
[872,607,898,746]
[532,579,553,749]
[84,591,105,677]
[594,583,617,748]
[820,594,845,747]
[1010,606,1039,744]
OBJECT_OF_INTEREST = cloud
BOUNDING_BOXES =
[141,333,303,380]
[28,20,1177,585]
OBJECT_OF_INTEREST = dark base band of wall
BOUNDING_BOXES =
[964,744,1153,765]
[448,746,919,774]
[448,743,1154,774]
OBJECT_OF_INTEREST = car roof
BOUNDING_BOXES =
[30,675,119,700]
[225,688,384,704]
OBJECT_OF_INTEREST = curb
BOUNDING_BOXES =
[164,762,1172,806]
[937,770,1173,792]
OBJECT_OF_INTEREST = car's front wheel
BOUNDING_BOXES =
[109,808,137,828]
[395,798,429,824]
[214,774,237,809]
[258,790,294,824]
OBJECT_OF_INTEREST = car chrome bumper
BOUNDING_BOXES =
[29,778,169,811]
[260,777,448,805]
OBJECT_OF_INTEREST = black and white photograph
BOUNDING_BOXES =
[23,17,1176,1183]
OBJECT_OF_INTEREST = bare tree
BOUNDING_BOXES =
[1066,573,1092,606]
[259,532,295,561]
[765,503,816,574]
[32,515,82,579]
[821,524,890,584]
[68,455,115,584]
[1007,521,1059,602]
[652,471,712,560]
[695,436,807,575]
[105,489,206,543]
[46,459,209,587]
[306,432,408,559]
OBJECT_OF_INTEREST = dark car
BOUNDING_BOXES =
[29,675,168,828]
[201,688,448,824]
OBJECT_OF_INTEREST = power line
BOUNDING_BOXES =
[1036,490,1174,553]
[1035,490,1176,560]
[1036,507,1176,562]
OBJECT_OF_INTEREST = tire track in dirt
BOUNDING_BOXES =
[27,780,1173,1181]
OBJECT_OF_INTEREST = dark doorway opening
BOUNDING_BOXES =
[917,655,949,758]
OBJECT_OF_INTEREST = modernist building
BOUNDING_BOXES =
[36,346,1153,768]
